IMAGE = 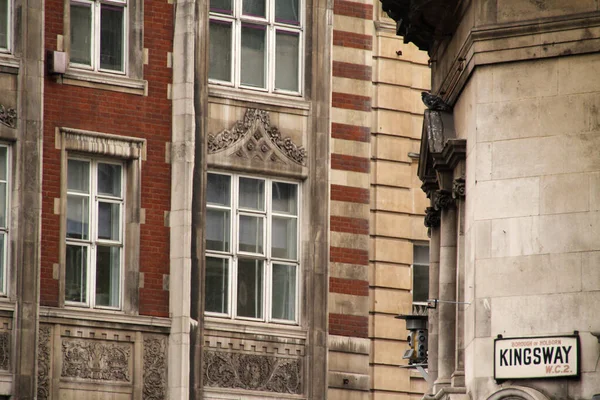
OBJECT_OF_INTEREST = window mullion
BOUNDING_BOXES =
[90,160,98,308]
[94,1,100,71]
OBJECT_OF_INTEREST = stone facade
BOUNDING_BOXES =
[0,0,431,398]
[383,1,600,400]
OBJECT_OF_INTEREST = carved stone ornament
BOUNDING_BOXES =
[0,332,9,371]
[203,350,302,395]
[0,105,16,128]
[422,92,452,111]
[433,190,455,210]
[37,326,51,400]
[380,0,461,53]
[424,206,440,229]
[61,338,131,382]
[143,336,168,400]
[207,108,307,166]
[453,176,465,199]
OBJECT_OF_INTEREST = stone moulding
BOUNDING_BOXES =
[203,350,303,395]
[207,108,307,166]
[143,336,168,400]
[37,326,51,400]
[0,105,16,128]
[61,338,131,382]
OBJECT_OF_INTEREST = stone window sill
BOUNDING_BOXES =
[209,85,311,116]
[40,306,171,329]
[61,68,147,96]
[204,317,307,340]
[0,55,19,75]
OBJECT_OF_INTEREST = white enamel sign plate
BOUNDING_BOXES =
[494,336,579,380]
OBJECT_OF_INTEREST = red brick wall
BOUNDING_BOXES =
[329,0,373,341]
[42,0,173,317]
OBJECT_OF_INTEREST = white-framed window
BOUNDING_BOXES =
[412,244,429,306]
[69,0,127,73]
[205,172,300,324]
[0,0,10,52]
[0,146,9,295]
[65,157,124,309]
[208,0,303,95]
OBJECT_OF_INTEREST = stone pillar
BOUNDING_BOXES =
[426,207,440,394]
[435,191,456,391]
[452,177,465,388]
[14,0,44,398]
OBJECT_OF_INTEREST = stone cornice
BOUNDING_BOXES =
[434,11,600,103]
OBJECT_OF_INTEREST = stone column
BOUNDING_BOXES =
[14,0,44,398]
[425,205,440,394]
[452,177,465,388]
[435,191,456,391]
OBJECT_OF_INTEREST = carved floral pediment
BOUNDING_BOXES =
[207,108,307,167]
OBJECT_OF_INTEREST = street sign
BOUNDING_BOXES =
[494,335,580,380]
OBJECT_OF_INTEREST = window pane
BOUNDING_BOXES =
[70,3,92,66]
[239,177,264,210]
[100,5,124,71]
[240,25,266,88]
[97,163,122,197]
[67,195,89,240]
[242,0,265,18]
[66,245,87,303]
[95,245,120,307]
[237,258,263,318]
[206,209,230,252]
[207,173,231,206]
[209,20,232,82]
[275,0,299,24]
[0,233,5,293]
[275,31,299,92]
[0,147,7,181]
[271,217,296,259]
[272,182,297,215]
[68,159,90,193]
[414,245,429,265]
[272,264,296,321]
[239,215,263,253]
[413,264,429,303]
[210,0,232,13]
[0,183,6,229]
[98,202,120,241]
[0,0,8,49]
[205,257,229,313]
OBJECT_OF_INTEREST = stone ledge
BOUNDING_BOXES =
[328,335,371,355]
[435,12,600,102]
[209,85,311,116]
[61,69,147,96]
[39,306,171,331]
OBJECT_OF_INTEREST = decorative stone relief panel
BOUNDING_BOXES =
[37,325,52,400]
[204,350,303,395]
[207,108,307,166]
[61,338,132,382]
[143,335,168,400]
[0,332,9,371]
[0,105,16,128]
